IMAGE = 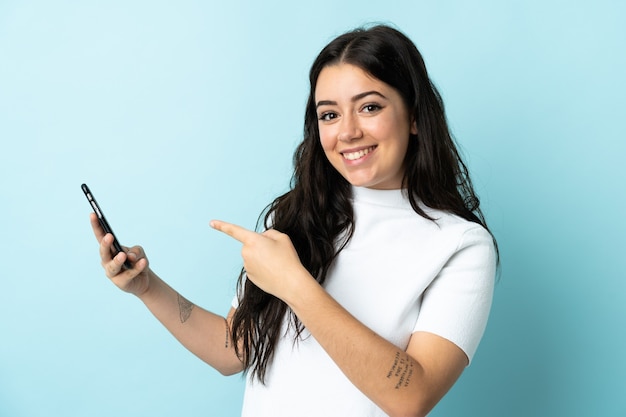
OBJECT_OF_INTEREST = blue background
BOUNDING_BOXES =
[1,1,624,416]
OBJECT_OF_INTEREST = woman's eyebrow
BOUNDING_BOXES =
[316,99,337,108]
[352,90,387,102]
[316,90,387,109]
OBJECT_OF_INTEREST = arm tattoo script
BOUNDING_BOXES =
[386,351,415,390]
[223,318,230,349]
[177,293,195,323]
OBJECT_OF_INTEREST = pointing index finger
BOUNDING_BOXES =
[210,220,256,243]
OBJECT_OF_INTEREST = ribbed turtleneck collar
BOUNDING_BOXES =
[350,186,410,208]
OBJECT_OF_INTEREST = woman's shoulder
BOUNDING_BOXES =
[420,207,494,249]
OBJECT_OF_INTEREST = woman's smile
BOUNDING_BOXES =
[341,145,377,162]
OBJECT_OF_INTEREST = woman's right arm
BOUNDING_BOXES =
[90,213,243,376]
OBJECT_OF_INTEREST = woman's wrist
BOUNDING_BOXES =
[135,268,159,301]
[282,267,321,311]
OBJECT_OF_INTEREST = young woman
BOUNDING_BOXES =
[91,24,497,417]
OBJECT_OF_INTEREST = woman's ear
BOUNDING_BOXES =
[410,118,418,135]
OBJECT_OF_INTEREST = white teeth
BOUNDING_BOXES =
[343,146,375,161]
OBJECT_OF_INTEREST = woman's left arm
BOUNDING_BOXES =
[211,221,469,417]
[287,274,467,417]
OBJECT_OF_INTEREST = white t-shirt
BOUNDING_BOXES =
[236,186,497,416]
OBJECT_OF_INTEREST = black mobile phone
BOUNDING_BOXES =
[82,183,132,269]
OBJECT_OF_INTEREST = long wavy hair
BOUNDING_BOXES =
[230,24,497,383]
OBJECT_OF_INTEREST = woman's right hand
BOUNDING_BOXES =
[90,213,152,297]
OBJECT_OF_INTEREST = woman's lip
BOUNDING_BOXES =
[341,145,377,161]
[340,145,377,153]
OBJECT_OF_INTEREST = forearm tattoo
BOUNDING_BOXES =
[386,351,415,389]
[223,318,230,349]
[177,293,195,323]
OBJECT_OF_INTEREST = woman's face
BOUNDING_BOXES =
[315,63,416,190]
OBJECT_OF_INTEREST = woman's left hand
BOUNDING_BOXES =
[210,220,309,300]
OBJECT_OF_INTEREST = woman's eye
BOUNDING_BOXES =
[318,112,337,121]
[362,104,382,113]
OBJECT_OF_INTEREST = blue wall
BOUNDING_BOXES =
[1,1,624,416]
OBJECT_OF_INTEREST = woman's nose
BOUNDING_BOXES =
[337,114,363,142]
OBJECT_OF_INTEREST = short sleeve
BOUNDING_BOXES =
[412,225,497,363]
[231,274,248,309]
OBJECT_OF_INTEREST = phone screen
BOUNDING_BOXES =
[82,183,131,268]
